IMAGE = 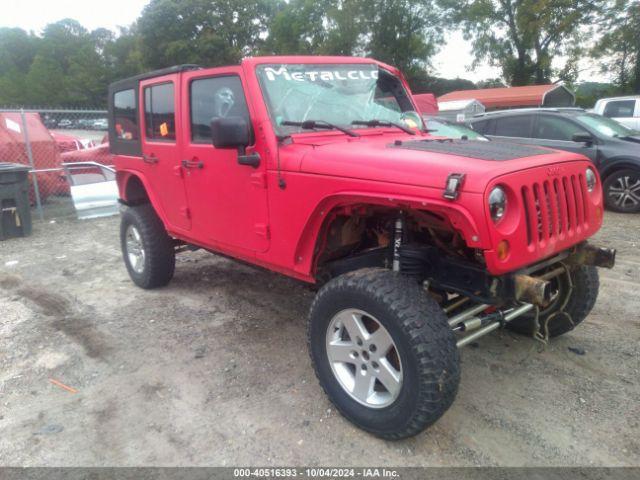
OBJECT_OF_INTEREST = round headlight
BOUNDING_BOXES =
[586,168,596,192]
[488,186,507,223]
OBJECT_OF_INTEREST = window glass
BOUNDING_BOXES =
[144,83,176,140]
[533,116,586,141]
[576,113,637,137]
[470,119,491,134]
[256,64,422,135]
[426,118,487,140]
[493,115,532,137]
[190,76,251,143]
[603,100,636,118]
[113,89,138,140]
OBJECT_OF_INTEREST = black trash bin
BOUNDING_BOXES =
[0,163,32,240]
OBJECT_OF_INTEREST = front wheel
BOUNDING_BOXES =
[120,205,175,289]
[603,169,640,213]
[308,268,460,440]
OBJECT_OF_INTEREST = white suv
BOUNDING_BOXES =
[593,96,640,130]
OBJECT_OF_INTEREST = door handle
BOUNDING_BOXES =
[142,154,158,165]
[182,159,204,169]
[238,153,260,168]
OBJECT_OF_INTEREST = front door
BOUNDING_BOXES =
[180,68,269,253]
[139,75,191,231]
[528,114,598,162]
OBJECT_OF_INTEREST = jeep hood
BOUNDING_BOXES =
[287,134,591,193]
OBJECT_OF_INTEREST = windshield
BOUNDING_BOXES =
[425,118,487,140]
[576,113,638,137]
[256,63,423,135]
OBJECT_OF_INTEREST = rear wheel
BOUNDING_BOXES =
[507,265,599,338]
[603,169,640,213]
[120,205,175,289]
[308,268,459,439]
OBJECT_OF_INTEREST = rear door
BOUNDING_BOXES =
[526,114,598,161]
[179,67,269,253]
[487,114,534,143]
[139,75,191,231]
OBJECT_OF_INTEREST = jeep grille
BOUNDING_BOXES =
[521,175,588,246]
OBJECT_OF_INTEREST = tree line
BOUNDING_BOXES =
[0,0,637,108]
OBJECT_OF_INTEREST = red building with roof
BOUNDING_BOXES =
[438,84,575,110]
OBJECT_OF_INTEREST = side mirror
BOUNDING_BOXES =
[210,116,260,168]
[210,116,251,150]
[572,132,594,145]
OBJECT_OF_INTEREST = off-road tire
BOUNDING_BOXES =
[507,265,599,338]
[308,268,460,440]
[603,169,640,213]
[120,205,175,289]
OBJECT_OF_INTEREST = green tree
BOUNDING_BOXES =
[24,54,67,105]
[440,0,603,86]
[102,27,144,81]
[365,0,443,76]
[263,0,331,54]
[21,19,113,106]
[0,28,39,105]
[264,0,443,77]
[592,0,640,93]
[137,0,277,69]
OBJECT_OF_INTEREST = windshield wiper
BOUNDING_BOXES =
[351,119,416,135]
[281,120,359,137]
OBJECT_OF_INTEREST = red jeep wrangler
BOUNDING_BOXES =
[108,56,615,439]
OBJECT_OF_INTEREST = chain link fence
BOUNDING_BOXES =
[0,108,115,222]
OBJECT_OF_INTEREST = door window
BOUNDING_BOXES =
[144,83,176,141]
[190,76,252,143]
[493,115,533,138]
[470,118,492,134]
[113,89,139,141]
[603,100,636,118]
[533,116,587,141]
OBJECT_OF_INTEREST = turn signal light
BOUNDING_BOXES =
[497,240,510,261]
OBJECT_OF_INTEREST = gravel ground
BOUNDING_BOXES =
[0,211,638,467]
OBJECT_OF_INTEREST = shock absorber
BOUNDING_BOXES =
[392,213,403,272]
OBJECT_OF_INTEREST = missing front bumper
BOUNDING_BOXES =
[421,241,616,307]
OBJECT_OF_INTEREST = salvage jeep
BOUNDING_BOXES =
[108,56,616,439]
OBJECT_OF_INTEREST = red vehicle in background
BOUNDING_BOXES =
[60,142,112,165]
[50,131,96,153]
[109,56,616,439]
[0,112,66,200]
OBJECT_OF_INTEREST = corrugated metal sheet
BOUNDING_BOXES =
[438,84,574,109]
[412,93,439,114]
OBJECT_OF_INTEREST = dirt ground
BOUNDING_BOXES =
[0,210,638,467]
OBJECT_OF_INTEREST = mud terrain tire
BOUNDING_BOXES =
[120,205,175,289]
[308,268,459,439]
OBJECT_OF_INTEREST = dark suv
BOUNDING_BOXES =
[469,108,640,213]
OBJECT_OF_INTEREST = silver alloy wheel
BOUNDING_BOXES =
[325,309,403,409]
[609,174,640,209]
[125,224,146,274]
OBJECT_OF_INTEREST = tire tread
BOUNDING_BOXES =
[308,268,459,439]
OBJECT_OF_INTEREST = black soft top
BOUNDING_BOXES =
[108,64,201,92]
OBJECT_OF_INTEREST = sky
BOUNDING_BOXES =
[2,0,608,84]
